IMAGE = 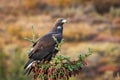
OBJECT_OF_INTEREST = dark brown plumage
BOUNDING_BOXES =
[24,18,67,75]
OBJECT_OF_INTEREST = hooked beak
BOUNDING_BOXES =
[62,19,67,23]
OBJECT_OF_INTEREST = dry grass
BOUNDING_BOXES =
[0,3,120,79]
[0,0,119,80]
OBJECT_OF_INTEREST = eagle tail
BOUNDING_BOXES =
[24,59,34,75]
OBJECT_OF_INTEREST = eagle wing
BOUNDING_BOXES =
[29,33,58,60]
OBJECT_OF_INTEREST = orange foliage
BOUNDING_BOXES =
[21,31,33,38]
[22,0,40,9]
[44,0,91,7]
[98,65,118,72]
[7,25,22,36]
[44,0,71,7]
[7,25,37,39]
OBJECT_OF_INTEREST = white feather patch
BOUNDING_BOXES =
[26,62,33,70]
[57,26,62,29]
[30,48,34,51]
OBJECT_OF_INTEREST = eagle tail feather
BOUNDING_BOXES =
[24,59,34,75]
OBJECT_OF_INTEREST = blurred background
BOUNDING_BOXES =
[0,0,120,80]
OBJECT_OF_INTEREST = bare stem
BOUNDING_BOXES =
[32,26,35,42]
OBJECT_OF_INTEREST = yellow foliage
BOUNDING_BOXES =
[21,31,32,38]
[7,25,22,38]
[0,38,5,48]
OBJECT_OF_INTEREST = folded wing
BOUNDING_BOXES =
[29,33,58,61]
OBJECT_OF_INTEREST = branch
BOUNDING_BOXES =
[32,26,35,42]
[31,49,92,80]
[24,37,35,43]
[52,36,64,53]
[24,26,36,43]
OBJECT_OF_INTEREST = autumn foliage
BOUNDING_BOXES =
[31,53,91,80]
